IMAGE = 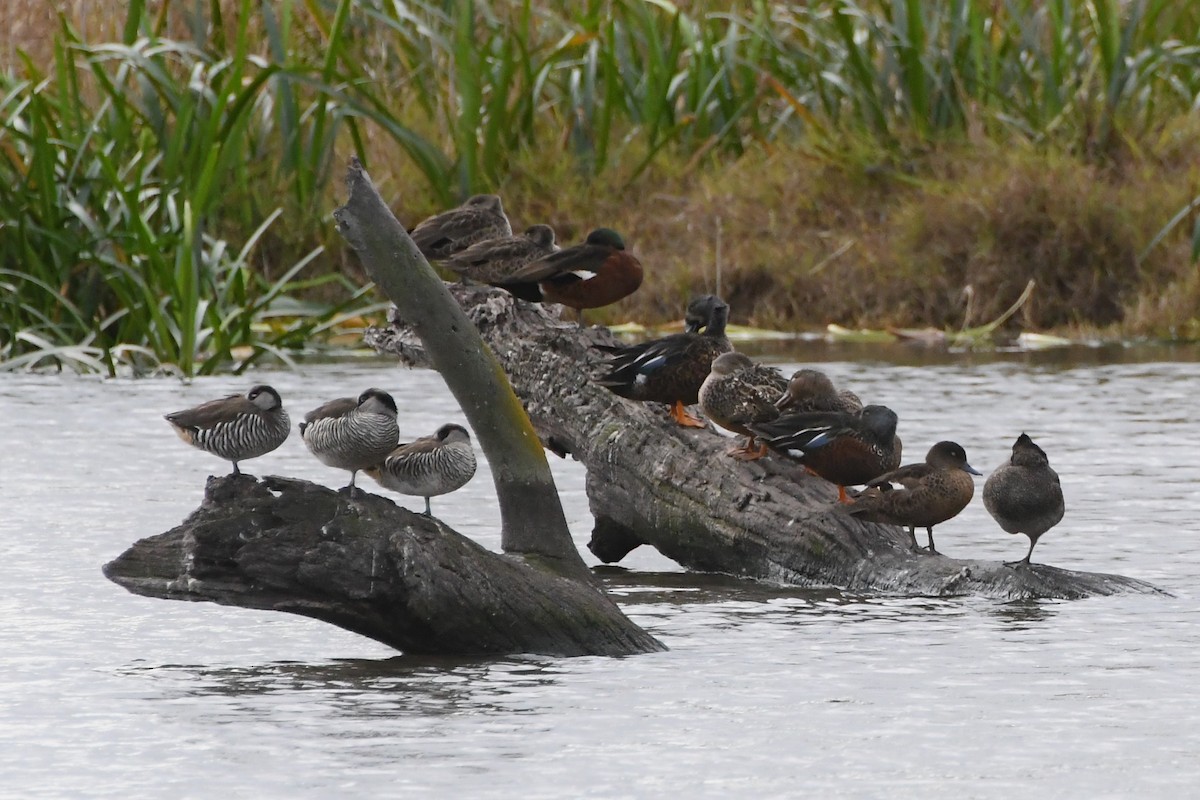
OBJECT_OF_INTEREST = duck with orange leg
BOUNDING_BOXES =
[595,295,732,428]
[847,440,982,555]
[698,352,788,459]
[498,228,643,320]
[750,405,902,502]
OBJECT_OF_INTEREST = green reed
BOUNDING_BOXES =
[0,0,402,375]
[2,0,1198,374]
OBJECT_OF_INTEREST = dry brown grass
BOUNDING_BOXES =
[451,138,1200,337]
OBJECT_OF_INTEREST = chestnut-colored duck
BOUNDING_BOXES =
[848,440,982,554]
[595,295,732,427]
[751,404,902,502]
[499,228,643,313]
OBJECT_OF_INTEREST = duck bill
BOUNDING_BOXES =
[964,463,982,476]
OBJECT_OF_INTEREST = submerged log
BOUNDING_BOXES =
[104,475,663,657]
[365,286,1166,602]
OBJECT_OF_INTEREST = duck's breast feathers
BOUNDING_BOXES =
[982,461,1065,530]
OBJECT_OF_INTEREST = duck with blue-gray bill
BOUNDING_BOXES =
[751,404,902,502]
[409,194,512,261]
[165,385,290,476]
[300,388,399,493]
[698,352,788,459]
[847,440,982,554]
[595,294,732,427]
[983,433,1065,566]
[363,423,477,516]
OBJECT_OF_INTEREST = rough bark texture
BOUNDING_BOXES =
[366,286,1166,601]
[104,475,665,657]
[105,161,666,658]
[332,158,583,576]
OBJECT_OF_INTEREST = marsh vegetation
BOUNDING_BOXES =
[2,0,1199,374]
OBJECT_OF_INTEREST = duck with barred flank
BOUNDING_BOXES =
[165,385,290,476]
[300,388,399,494]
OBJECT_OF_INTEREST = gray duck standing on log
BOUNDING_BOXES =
[409,194,512,261]
[847,440,981,554]
[983,433,1065,566]
[300,388,399,493]
[363,423,477,516]
[165,385,290,476]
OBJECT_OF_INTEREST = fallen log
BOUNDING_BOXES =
[103,475,663,656]
[365,286,1166,601]
[104,160,665,657]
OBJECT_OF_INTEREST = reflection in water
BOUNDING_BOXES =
[990,599,1061,628]
[4,352,1200,796]
[116,656,566,718]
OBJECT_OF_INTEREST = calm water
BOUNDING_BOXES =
[3,345,1200,798]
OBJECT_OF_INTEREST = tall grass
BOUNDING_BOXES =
[2,0,1198,373]
[356,0,1200,182]
[0,0,413,375]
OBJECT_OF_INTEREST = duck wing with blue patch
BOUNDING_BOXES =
[750,404,902,501]
[595,332,700,394]
[594,295,730,426]
[748,409,859,459]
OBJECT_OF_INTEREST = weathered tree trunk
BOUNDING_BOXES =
[333,158,584,577]
[105,160,666,657]
[103,475,663,656]
[365,286,1166,602]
